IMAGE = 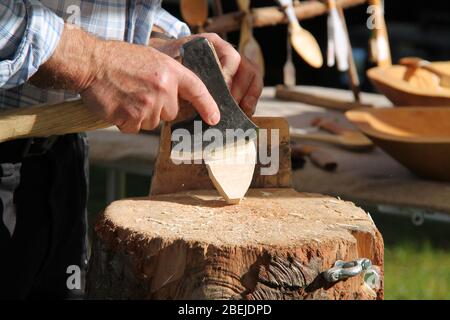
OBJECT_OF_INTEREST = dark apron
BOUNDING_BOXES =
[0,134,89,299]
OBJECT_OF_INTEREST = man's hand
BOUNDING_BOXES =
[150,33,263,117]
[31,25,220,133]
[81,38,223,133]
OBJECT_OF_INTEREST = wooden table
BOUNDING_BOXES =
[87,86,450,223]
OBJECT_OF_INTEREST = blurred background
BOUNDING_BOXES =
[88,0,450,300]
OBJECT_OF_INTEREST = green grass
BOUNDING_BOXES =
[384,243,450,299]
[87,167,450,300]
[367,209,450,300]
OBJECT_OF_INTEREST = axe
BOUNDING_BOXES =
[0,38,259,204]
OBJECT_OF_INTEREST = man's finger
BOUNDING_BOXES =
[198,33,240,86]
[230,56,263,113]
[178,67,220,126]
[240,72,263,116]
[230,64,254,104]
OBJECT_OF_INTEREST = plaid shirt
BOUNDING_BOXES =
[0,0,190,109]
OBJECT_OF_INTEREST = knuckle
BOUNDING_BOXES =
[123,105,146,123]
[151,72,171,93]
[191,86,207,103]
[136,94,154,108]
[127,106,140,120]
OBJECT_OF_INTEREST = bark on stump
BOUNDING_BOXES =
[86,188,384,299]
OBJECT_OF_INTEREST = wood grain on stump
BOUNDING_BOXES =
[87,188,384,300]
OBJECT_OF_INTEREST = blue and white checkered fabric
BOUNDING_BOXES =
[0,0,190,109]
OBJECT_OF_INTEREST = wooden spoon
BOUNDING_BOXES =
[326,0,349,71]
[237,0,265,76]
[399,57,450,88]
[283,26,296,86]
[180,0,208,32]
[278,0,323,68]
[368,0,392,67]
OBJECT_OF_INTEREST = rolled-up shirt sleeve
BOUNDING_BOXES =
[0,0,64,89]
[153,7,191,39]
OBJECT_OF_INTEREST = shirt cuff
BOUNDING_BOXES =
[153,7,191,39]
[0,0,64,89]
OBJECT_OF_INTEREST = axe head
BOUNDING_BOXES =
[170,37,259,204]
[171,37,258,158]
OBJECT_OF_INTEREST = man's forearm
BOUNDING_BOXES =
[29,24,105,92]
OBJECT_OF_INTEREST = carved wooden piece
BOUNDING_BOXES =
[86,188,384,300]
[204,140,257,204]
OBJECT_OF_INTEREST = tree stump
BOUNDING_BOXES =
[86,117,383,299]
[86,188,383,299]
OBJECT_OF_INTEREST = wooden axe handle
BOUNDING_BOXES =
[0,99,111,143]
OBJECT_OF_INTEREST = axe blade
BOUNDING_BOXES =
[171,37,258,160]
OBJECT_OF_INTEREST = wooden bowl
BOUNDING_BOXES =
[346,107,450,181]
[367,62,450,106]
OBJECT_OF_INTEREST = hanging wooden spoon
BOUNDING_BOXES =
[237,0,265,76]
[399,57,450,88]
[327,0,349,71]
[368,0,392,67]
[180,0,208,33]
[278,0,323,68]
[283,26,296,86]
